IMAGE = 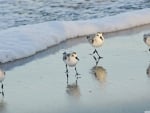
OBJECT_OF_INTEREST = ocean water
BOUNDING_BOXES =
[0,0,150,30]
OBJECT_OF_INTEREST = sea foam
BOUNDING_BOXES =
[0,8,150,63]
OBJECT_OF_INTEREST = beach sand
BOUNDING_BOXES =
[0,24,150,113]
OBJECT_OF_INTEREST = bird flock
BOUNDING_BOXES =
[63,32,150,83]
[0,32,150,96]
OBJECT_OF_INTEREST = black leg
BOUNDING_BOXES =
[66,73,69,84]
[93,56,97,62]
[75,67,79,75]
[2,91,4,97]
[95,49,103,59]
[75,79,78,86]
[75,67,81,80]
[96,57,100,65]
[92,53,101,65]
[65,65,69,84]
[91,49,103,59]
[90,49,96,55]
[65,64,68,73]
[149,48,150,51]
[0,83,4,97]
[1,83,3,90]
[93,49,97,54]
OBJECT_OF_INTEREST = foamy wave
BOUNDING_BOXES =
[0,8,150,63]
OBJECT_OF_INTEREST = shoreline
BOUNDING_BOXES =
[1,23,150,70]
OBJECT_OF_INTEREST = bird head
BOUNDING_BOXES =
[72,52,79,61]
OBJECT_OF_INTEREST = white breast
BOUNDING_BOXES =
[144,34,150,46]
[0,70,5,82]
[92,37,104,47]
[66,56,78,67]
[146,37,150,46]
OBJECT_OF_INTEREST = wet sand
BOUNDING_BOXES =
[0,24,150,113]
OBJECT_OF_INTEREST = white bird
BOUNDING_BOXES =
[0,69,5,95]
[143,34,150,51]
[87,32,104,58]
[63,52,80,79]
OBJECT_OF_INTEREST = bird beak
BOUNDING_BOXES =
[87,36,90,39]
[76,57,79,61]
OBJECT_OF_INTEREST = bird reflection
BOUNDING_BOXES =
[91,65,107,85]
[0,98,6,113]
[66,80,80,99]
[146,64,150,78]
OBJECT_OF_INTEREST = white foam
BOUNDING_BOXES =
[0,8,150,63]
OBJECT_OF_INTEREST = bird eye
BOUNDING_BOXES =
[100,36,103,40]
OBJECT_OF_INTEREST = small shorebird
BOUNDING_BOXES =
[63,52,80,80]
[0,69,5,96]
[87,32,104,58]
[143,33,150,51]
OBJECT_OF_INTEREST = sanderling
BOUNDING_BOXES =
[87,32,104,58]
[0,69,5,96]
[143,33,150,51]
[63,52,80,79]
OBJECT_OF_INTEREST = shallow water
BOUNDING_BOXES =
[0,25,150,113]
[0,0,150,30]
